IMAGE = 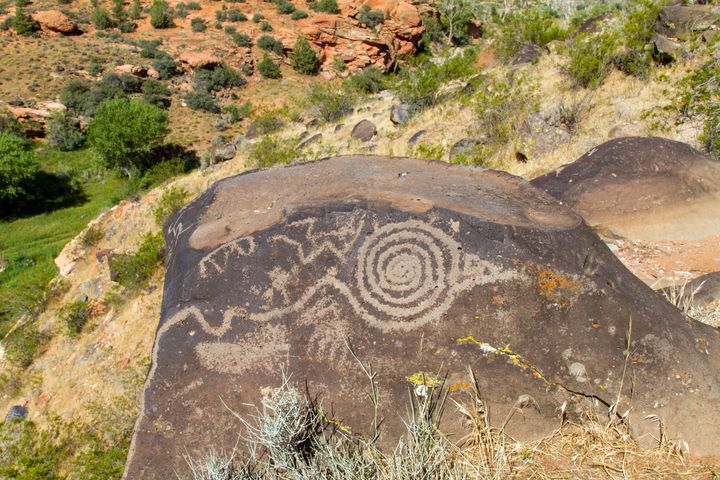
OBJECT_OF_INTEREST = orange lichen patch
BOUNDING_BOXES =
[515,262,584,309]
[448,381,472,393]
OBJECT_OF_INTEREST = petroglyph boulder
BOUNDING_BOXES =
[125,156,720,478]
[531,137,720,241]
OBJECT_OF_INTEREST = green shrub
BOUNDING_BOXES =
[258,34,284,54]
[141,79,171,107]
[0,112,25,138]
[92,7,116,29]
[184,90,220,112]
[257,53,281,78]
[88,98,169,175]
[248,135,299,168]
[276,0,295,14]
[305,83,355,122]
[215,9,226,21]
[565,30,618,88]
[413,142,446,160]
[495,7,567,60]
[224,24,236,34]
[186,1,200,9]
[149,0,173,28]
[290,37,319,75]
[3,321,46,368]
[0,132,37,201]
[678,55,720,157]
[112,0,126,22]
[152,53,180,79]
[392,48,476,108]
[227,8,246,21]
[118,21,137,32]
[190,16,206,31]
[194,64,246,92]
[249,111,284,135]
[358,5,383,29]
[58,300,90,336]
[232,32,251,46]
[290,9,307,20]
[13,7,38,35]
[260,19,272,31]
[152,185,189,227]
[223,101,252,122]
[346,65,385,93]
[309,0,337,14]
[109,232,164,289]
[46,111,85,151]
[252,12,263,22]
[128,0,141,19]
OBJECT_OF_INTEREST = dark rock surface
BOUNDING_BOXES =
[531,137,720,241]
[408,129,427,145]
[449,137,480,159]
[298,132,322,150]
[125,156,720,478]
[390,103,413,125]
[351,119,377,142]
[656,5,720,39]
[511,43,542,66]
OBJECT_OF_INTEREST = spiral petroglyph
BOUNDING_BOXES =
[356,221,462,320]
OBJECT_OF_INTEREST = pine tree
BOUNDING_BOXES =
[12,6,37,35]
[290,37,319,75]
[257,53,281,79]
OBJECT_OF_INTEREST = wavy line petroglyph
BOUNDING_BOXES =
[198,237,256,278]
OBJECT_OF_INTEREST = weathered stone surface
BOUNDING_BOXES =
[532,137,720,241]
[652,33,684,63]
[663,272,720,310]
[656,5,720,39]
[408,129,427,145]
[517,114,571,159]
[390,102,413,125]
[351,119,376,141]
[510,43,542,66]
[125,156,720,478]
[298,132,322,149]
[179,50,221,70]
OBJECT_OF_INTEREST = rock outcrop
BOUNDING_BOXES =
[531,137,720,241]
[125,156,720,478]
[33,10,79,35]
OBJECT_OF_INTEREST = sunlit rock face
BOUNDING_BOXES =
[124,156,720,479]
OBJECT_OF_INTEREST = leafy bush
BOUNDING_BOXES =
[413,142,446,160]
[215,9,226,21]
[346,66,385,94]
[112,0,127,22]
[678,56,720,157]
[252,12,264,22]
[58,300,91,336]
[565,30,618,88]
[0,112,25,138]
[128,0,141,19]
[276,0,295,14]
[13,7,38,35]
[184,90,220,112]
[118,21,137,32]
[190,16,206,31]
[0,132,37,201]
[88,98,169,175]
[249,111,284,135]
[194,64,246,92]
[60,74,142,117]
[109,232,164,289]
[3,321,46,368]
[223,101,252,122]
[142,79,171,108]
[290,9,307,20]
[186,1,200,9]
[392,48,477,108]
[152,53,180,79]
[152,185,189,227]
[258,34,284,54]
[305,83,355,122]
[232,32,251,46]
[260,19,272,31]
[495,7,567,60]
[309,0,337,14]
[290,37,319,75]
[149,0,174,28]
[227,8,246,21]
[92,7,116,29]
[248,135,299,168]
[430,0,478,45]
[46,111,85,151]
[257,53,282,78]
[358,5,383,29]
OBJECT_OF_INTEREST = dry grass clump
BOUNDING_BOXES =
[184,363,717,480]
[660,278,720,328]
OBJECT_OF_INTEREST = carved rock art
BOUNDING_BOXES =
[125,156,720,479]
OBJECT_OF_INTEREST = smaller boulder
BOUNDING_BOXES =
[180,51,221,70]
[656,5,720,39]
[5,404,28,422]
[390,103,413,125]
[33,10,79,35]
[211,140,237,164]
[516,114,571,159]
[298,133,322,150]
[116,64,148,77]
[408,129,427,145]
[351,119,376,142]
[652,33,683,63]
[510,43,542,66]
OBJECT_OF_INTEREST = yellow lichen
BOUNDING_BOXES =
[405,371,441,388]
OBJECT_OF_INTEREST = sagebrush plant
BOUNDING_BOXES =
[248,135,300,168]
[0,131,37,202]
[304,83,356,123]
[392,48,478,109]
[677,50,720,157]
[109,232,164,289]
[58,300,91,336]
[290,37,320,75]
[152,185,190,227]
[494,6,567,60]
